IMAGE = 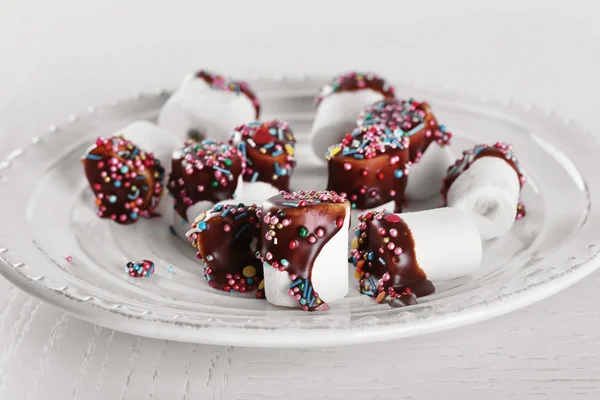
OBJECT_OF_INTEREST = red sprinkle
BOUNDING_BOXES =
[385,214,401,223]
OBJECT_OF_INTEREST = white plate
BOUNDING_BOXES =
[0,77,599,348]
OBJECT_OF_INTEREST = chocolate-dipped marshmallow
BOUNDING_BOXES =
[310,72,395,160]
[158,70,260,142]
[326,124,410,212]
[358,99,453,200]
[351,208,482,306]
[230,120,297,204]
[186,203,263,294]
[260,191,350,311]
[442,142,526,240]
[82,136,165,224]
[167,140,244,237]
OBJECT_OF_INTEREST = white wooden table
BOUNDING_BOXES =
[1,1,600,398]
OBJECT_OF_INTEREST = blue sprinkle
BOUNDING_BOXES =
[280,259,289,267]
[303,279,309,298]
[306,285,312,300]
[249,122,262,127]
[215,205,224,212]
[282,202,299,207]
[120,166,129,173]
[362,290,375,296]
[263,261,271,269]
[378,257,386,265]
[214,166,231,175]
[280,168,287,176]
[353,154,365,159]
[290,279,303,288]
[439,124,447,132]
[368,252,373,261]
[127,189,140,200]
[278,129,284,140]
[272,150,284,157]
[395,170,404,178]
[114,181,122,188]
[246,278,254,285]
[198,221,207,231]
[167,266,174,273]
[136,175,146,180]
[221,208,231,218]
[269,128,277,135]
[251,172,259,183]
[130,212,138,220]
[300,298,307,305]
[343,149,357,156]
[354,229,361,237]
[274,162,281,175]
[264,142,275,149]
[131,148,139,157]
[133,264,140,270]
[86,154,102,160]
[406,123,425,137]
[235,223,250,239]
[234,212,247,220]
[309,297,316,307]
[108,195,117,203]
[141,185,148,190]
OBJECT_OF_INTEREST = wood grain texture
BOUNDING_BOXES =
[1,1,600,398]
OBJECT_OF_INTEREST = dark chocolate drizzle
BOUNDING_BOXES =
[195,70,260,118]
[82,136,165,225]
[350,210,435,306]
[167,140,244,221]
[230,120,297,191]
[316,72,395,105]
[260,191,349,311]
[326,124,409,212]
[442,142,526,220]
[357,99,452,164]
[187,203,263,294]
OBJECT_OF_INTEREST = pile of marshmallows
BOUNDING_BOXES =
[82,70,527,311]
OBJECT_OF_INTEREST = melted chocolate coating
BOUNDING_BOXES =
[260,191,349,311]
[167,140,244,221]
[326,125,409,212]
[442,142,526,220]
[350,210,435,306]
[195,70,260,118]
[187,203,263,293]
[82,136,165,225]
[316,72,395,105]
[357,99,452,164]
[230,120,297,191]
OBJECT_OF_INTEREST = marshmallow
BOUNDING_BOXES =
[230,120,297,192]
[81,136,165,224]
[443,143,526,240]
[326,124,410,212]
[310,72,395,160]
[186,203,264,295]
[118,121,182,176]
[260,191,350,311]
[351,208,482,306]
[167,140,245,228]
[405,143,454,200]
[158,70,260,142]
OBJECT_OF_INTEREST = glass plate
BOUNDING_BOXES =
[0,77,598,348]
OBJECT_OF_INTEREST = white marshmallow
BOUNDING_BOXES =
[240,181,280,206]
[399,207,482,280]
[169,177,244,239]
[118,121,182,176]
[158,78,256,142]
[310,90,384,160]
[264,203,351,308]
[446,156,521,240]
[406,143,454,200]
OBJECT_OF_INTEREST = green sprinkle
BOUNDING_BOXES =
[298,226,308,238]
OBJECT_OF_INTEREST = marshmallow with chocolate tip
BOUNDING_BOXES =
[158,70,260,142]
[260,191,350,311]
[351,207,482,306]
[230,120,297,203]
[326,124,410,213]
[357,99,453,200]
[443,143,526,240]
[186,203,263,295]
[310,72,395,160]
[167,140,245,238]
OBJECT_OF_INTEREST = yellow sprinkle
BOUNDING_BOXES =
[243,265,257,278]
[260,148,267,154]
[329,147,341,156]
[354,270,363,279]
[104,177,110,183]
[258,279,265,290]
[351,238,359,250]
[272,174,278,181]
[276,223,283,229]
[285,144,295,156]
[131,185,137,191]
[383,238,390,244]
[194,213,206,223]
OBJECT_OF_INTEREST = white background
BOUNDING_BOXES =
[0,1,600,399]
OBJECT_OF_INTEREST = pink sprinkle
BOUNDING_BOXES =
[66,256,73,262]
[394,247,403,256]
[343,163,352,171]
